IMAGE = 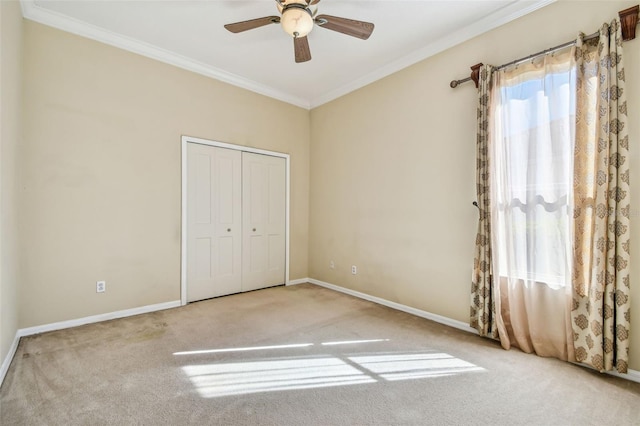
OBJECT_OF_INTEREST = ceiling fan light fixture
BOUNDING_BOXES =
[281,3,314,38]
[225,0,375,63]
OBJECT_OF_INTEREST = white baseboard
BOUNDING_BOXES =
[0,299,181,387]
[0,332,21,387]
[17,300,182,337]
[569,361,640,384]
[308,278,640,384]
[287,278,309,286]
[308,278,478,335]
[601,366,640,384]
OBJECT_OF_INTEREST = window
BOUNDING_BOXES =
[491,48,576,289]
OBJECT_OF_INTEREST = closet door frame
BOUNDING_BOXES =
[180,135,291,306]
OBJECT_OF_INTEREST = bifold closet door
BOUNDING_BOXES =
[241,152,286,292]
[186,144,242,302]
[186,144,286,302]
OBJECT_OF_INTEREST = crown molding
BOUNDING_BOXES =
[309,0,556,108]
[19,0,311,109]
[20,0,554,111]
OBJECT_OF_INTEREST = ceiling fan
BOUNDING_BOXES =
[224,0,374,63]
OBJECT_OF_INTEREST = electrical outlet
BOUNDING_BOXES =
[96,281,106,293]
[330,261,335,269]
[351,265,357,275]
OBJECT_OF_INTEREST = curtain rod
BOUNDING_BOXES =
[449,5,639,89]
[448,32,597,88]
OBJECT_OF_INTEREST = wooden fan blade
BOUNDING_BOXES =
[224,16,280,33]
[294,36,311,63]
[315,15,374,40]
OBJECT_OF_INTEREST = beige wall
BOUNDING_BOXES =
[0,0,23,368]
[309,0,640,370]
[20,21,310,327]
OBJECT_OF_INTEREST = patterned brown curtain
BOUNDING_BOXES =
[572,19,631,373]
[470,64,499,340]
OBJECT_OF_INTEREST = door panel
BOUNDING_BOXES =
[194,154,211,224]
[242,152,286,291]
[187,144,242,302]
[266,162,286,275]
[194,238,211,279]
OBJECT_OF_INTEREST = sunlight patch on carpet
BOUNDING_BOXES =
[321,339,389,346]
[182,357,375,397]
[181,351,484,398]
[348,353,484,381]
[173,343,314,356]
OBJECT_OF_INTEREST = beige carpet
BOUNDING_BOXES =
[1,283,639,425]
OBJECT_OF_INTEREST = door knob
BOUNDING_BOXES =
[227,228,231,232]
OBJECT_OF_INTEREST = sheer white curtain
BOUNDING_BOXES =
[490,46,577,359]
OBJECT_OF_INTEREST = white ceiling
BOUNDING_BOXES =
[22,0,554,109]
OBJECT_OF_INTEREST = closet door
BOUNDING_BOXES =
[242,152,286,292]
[186,144,242,302]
